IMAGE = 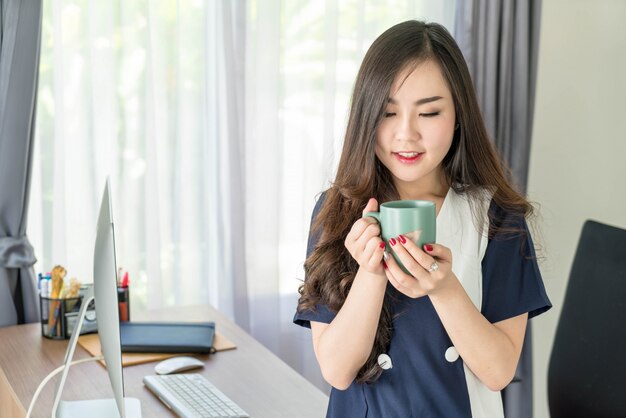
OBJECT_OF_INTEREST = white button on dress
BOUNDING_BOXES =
[377,354,393,370]
[445,346,459,362]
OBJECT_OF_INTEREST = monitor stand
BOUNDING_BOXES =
[57,398,141,418]
[51,296,141,418]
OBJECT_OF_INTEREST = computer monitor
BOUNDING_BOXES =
[51,178,141,418]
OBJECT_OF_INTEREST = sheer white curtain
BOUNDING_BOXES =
[246,0,456,390]
[29,0,247,322]
[28,0,456,392]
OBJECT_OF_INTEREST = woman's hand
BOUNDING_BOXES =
[384,235,457,298]
[344,198,386,276]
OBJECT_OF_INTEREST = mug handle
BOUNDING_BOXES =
[363,212,380,222]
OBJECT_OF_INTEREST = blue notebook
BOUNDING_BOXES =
[120,322,216,354]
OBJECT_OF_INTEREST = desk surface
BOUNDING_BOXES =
[0,304,328,418]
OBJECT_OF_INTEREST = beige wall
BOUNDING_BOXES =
[528,0,626,417]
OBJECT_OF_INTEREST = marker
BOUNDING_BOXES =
[40,279,49,298]
[121,271,129,288]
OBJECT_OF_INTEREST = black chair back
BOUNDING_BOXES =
[548,220,626,417]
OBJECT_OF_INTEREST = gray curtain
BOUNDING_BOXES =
[0,0,42,327]
[454,1,542,418]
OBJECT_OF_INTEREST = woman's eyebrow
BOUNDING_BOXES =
[387,96,443,105]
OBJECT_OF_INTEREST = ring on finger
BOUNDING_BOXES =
[427,261,439,273]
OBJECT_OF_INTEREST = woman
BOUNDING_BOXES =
[294,20,551,417]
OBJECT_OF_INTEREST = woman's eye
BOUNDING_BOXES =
[420,112,440,117]
[384,112,396,118]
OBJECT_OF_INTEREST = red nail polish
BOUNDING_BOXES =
[425,244,433,252]
[379,242,385,249]
[390,238,397,246]
[383,261,388,269]
[398,235,406,244]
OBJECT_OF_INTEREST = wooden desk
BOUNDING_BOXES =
[0,305,328,417]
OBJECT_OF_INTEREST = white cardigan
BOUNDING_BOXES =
[437,187,504,418]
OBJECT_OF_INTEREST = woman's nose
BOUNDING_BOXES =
[395,113,420,141]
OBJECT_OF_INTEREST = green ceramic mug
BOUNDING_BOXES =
[364,200,436,273]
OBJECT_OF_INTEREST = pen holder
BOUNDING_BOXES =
[40,296,83,339]
[117,286,130,322]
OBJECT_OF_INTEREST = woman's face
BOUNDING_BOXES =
[375,59,456,196]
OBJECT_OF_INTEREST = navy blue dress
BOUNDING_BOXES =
[294,193,552,418]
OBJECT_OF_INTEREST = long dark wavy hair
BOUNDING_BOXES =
[297,20,533,385]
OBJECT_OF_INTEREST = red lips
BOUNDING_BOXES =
[393,152,424,164]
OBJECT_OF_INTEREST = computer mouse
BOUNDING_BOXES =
[154,356,205,375]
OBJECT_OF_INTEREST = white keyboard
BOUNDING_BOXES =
[143,374,249,418]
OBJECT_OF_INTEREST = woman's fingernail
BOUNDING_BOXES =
[383,261,388,269]
[389,238,397,246]
[398,235,406,244]
[379,242,386,249]
[425,244,433,252]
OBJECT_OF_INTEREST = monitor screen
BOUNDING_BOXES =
[93,177,126,415]
[52,178,141,417]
